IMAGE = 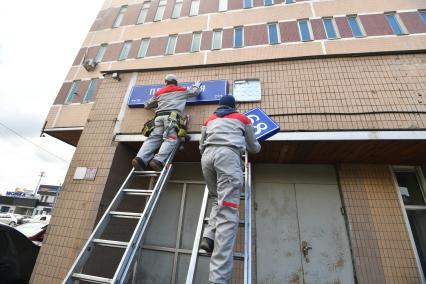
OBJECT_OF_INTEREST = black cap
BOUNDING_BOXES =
[219,95,236,108]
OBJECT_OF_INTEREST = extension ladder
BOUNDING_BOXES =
[186,152,253,284]
[63,143,181,284]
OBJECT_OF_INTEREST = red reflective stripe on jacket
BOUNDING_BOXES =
[155,85,188,97]
[203,113,251,126]
[167,136,177,140]
[223,201,238,209]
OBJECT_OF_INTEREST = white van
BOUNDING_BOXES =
[31,214,51,223]
[0,213,18,226]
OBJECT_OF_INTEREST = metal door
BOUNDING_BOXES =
[255,165,354,284]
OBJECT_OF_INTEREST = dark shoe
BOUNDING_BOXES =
[199,237,214,253]
[132,157,146,171]
[149,159,163,171]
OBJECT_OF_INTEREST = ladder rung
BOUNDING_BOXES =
[72,273,112,284]
[123,189,153,196]
[109,211,142,219]
[133,170,161,176]
[198,251,244,261]
[204,218,245,226]
[93,239,129,249]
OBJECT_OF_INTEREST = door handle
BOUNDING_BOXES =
[301,241,312,262]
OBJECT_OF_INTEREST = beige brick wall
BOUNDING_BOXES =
[120,53,426,134]
[339,164,421,284]
[31,75,131,283]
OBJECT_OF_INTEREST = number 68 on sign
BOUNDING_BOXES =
[244,107,280,142]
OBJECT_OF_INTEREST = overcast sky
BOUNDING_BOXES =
[0,1,104,195]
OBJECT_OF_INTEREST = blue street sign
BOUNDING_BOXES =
[128,80,228,108]
[244,107,280,141]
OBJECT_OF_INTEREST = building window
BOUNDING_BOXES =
[138,38,150,58]
[137,1,151,24]
[65,81,80,104]
[165,35,177,55]
[323,17,340,39]
[284,0,295,4]
[189,0,200,16]
[219,0,228,12]
[113,5,127,28]
[244,0,252,9]
[95,44,107,63]
[420,10,426,24]
[347,15,365,37]
[172,0,183,18]
[267,23,280,44]
[191,32,202,52]
[83,79,97,103]
[393,167,426,276]
[298,19,313,41]
[119,41,132,60]
[385,12,408,35]
[264,0,273,5]
[234,26,244,48]
[154,0,167,21]
[212,29,223,50]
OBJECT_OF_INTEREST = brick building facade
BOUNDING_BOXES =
[33,0,426,283]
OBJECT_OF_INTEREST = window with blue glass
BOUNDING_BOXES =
[65,81,80,104]
[138,38,150,58]
[234,26,244,48]
[419,10,426,24]
[385,13,407,35]
[119,41,132,60]
[113,5,127,28]
[347,15,365,37]
[83,79,97,103]
[267,23,280,44]
[244,0,252,9]
[284,0,295,4]
[95,43,107,63]
[298,20,312,41]
[323,17,339,39]
[264,0,273,5]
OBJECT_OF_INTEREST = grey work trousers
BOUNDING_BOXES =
[201,146,243,284]
[136,115,178,165]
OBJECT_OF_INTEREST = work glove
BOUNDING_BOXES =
[193,81,202,88]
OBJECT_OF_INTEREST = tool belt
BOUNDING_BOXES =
[142,111,188,137]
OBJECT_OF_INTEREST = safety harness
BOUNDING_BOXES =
[142,111,188,138]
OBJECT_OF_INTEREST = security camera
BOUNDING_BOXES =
[112,72,121,81]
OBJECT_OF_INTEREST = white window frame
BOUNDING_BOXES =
[113,5,128,28]
[267,22,281,44]
[219,0,228,12]
[191,32,202,52]
[165,35,177,55]
[119,41,132,60]
[346,14,366,38]
[138,38,150,58]
[189,0,200,16]
[154,0,167,22]
[95,43,107,63]
[391,166,426,282]
[137,1,151,24]
[172,0,183,19]
[83,79,97,103]
[212,29,223,50]
[297,19,314,42]
[322,17,340,39]
[385,12,408,35]
[234,26,244,48]
[243,0,253,9]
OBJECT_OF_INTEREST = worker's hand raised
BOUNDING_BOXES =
[193,81,202,88]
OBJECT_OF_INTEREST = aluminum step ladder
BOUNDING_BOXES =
[63,143,181,284]
[186,152,253,284]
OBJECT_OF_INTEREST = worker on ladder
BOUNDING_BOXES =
[132,74,201,171]
[199,95,261,284]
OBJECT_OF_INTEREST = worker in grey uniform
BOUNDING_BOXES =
[132,74,201,171]
[199,95,261,284]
